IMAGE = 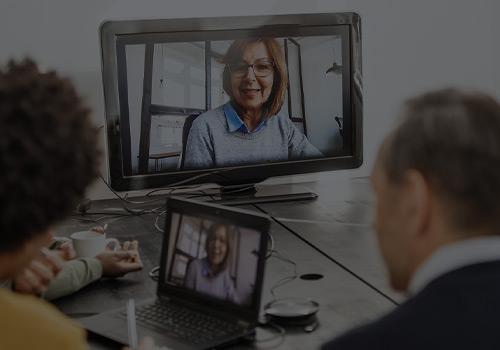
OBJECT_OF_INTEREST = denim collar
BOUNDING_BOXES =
[223,102,266,134]
[201,257,217,277]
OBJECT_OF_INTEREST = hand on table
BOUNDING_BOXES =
[89,225,106,234]
[95,240,143,277]
[13,248,65,295]
[123,336,172,350]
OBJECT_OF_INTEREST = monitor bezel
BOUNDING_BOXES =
[100,12,362,191]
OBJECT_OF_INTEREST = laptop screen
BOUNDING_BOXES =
[158,197,270,319]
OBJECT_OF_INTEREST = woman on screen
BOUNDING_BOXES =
[184,223,240,304]
[183,38,323,170]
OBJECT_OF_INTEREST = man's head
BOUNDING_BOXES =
[0,59,101,273]
[371,88,500,291]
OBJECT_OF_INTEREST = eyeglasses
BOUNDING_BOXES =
[208,236,227,245]
[229,60,275,78]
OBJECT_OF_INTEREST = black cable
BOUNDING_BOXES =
[104,167,235,203]
[154,210,168,233]
[122,197,166,215]
[100,174,168,205]
[149,266,160,281]
[71,211,132,217]
[254,321,286,346]
[145,184,205,197]
[100,173,224,208]
[266,232,275,259]
[267,249,298,300]
[68,214,132,223]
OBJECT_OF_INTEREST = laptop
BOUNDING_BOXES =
[80,196,271,350]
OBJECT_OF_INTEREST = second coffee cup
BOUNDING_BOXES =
[71,230,119,258]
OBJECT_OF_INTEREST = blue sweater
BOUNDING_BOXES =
[184,104,323,170]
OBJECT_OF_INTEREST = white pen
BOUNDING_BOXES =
[127,298,138,350]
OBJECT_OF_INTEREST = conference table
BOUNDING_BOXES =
[52,176,405,349]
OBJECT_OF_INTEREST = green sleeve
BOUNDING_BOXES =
[43,258,103,301]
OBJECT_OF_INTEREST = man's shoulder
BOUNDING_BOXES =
[323,266,500,350]
[322,297,433,350]
[0,288,87,349]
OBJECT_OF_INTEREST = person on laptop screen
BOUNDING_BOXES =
[184,38,323,170]
[184,223,240,304]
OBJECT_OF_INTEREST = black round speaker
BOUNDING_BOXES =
[264,297,319,327]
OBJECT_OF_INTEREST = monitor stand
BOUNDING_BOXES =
[207,183,318,206]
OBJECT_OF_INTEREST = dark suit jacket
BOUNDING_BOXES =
[322,261,500,350]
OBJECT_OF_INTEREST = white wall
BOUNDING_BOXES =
[299,36,344,154]
[1,0,499,199]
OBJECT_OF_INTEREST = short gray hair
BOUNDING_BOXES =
[383,88,500,232]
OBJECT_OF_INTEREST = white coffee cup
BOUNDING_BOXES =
[71,231,119,258]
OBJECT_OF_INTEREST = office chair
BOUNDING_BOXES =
[178,113,200,170]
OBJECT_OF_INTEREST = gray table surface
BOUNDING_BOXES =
[52,177,401,349]
[255,178,406,304]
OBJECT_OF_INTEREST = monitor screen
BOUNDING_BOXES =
[100,12,362,194]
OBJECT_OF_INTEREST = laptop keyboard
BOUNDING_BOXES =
[121,300,242,345]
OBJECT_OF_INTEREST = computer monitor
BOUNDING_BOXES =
[100,12,362,203]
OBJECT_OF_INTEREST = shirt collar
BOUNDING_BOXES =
[223,102,266,134]
[408,236,500,296]
[201,257,221,277]
[201,257,211,277]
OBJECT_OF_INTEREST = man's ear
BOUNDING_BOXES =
[403,170,431,238]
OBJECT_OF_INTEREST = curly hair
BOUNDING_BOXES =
[0,59,102,253]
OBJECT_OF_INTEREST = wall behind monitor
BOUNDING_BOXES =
[1,0,498,200]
